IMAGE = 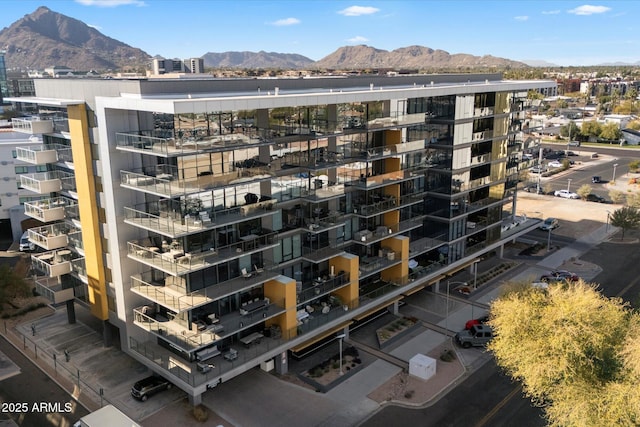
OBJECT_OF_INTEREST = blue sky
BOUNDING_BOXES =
[1,1,638,66]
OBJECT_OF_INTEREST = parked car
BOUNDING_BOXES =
[455,324,494,348]
[522,184,543,194]
[131,376,172,401]
[19,231,35,252]
[586,193,606,203]
[548,160,564,168]
[464,315,490,330]
[566,151,578,156]
[539,217,559,231]
[530,166,547,174]
[592,176,601,183]
[568,140,581,147]
[540,270,579,283]
[554,189,579,199]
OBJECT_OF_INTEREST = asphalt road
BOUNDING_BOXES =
[0,336,89,426]
[360,359,545,427]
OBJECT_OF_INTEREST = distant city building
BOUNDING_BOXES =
[152,57,204,75]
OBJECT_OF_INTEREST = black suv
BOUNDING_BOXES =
[592,176,601,183]
[131,375,172,401]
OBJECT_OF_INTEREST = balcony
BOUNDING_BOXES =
[301,182,347,201]
[472,130,494,142]
[11,117,54,134]
[353,196,396,217]
[348,170,421,190]
[31,250,74,277]
[121,166,275,198]
[353,217,425,245]
[296,272,350,306]
[115,131,261,157]
[127,231,280,276]
[124,199,277,239]
[16,145,58,164]
[28,223,73,250]
[20,171,75,195]
[359,253,403,279]
[131,267,280,313]
[408,233,448,257]
[301,240,348,263]
[24,197,74,223]
[132,297,285,354]
[34,277,74,304]
[470,153,492,166]
[70,257,87,283]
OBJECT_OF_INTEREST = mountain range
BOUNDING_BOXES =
[0,6,577,72]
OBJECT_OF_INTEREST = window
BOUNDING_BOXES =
[14,166,28,174]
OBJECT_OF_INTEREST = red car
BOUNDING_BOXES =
[465,315,489,330]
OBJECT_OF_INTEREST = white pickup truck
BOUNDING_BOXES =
[73,405,140,427]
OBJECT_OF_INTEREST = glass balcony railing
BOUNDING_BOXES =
[353,216,425,245]
[124,199,276,238]
[28,222,74,250]
[20,172,62,194]
[301,240,348,263]
[11,117,54,134]
[127,231,280,276]
[34,277,74,304]
[121,166,275,197]
[115,131,267,156]
[296,272,350,306]
[31,249,75,278]
[131,266,280,313]
[132,296,286,354]
[16,145,58,164]
[24,197,74,223]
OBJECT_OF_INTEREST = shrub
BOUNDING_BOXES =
[192,404,209,422]
[404,390,415,399]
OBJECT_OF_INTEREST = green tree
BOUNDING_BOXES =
[488,281,640,427]
[610,206,640,240]
[609,190,626,204]
[577,184,592,200]
[600,122,622,142]
[627,193,640,208]
[560,121,580,139]
[629,160,640,173]
[580,120,602,138]
[627,120,640,131]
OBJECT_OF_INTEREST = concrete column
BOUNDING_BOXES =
[66,300,76,324]
[342,325,350,340]
[387,300,399,315]
[189,393,202,406]
[498,245,504,258]
[102,320,112,347]
[434,279,441,293]
[274,350,288,375]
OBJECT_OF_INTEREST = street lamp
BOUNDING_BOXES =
[606,210,611,232]
[547,226,553,252]
[612,163,619,183]
[567,178,572,193]
[336,333,346,376]
[473,260,480,290]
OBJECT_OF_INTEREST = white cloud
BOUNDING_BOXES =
[542,10,561,15]
[338,6,380,16]
[87,24,102,30]
[514,15,529,21]
[347,36,369,43]
[271,17,301,26]
[75,0,145,6]
[568,5,611,15]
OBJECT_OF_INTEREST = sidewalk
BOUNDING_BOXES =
[0,219,619,427]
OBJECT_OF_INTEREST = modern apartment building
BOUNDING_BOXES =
[7,73,555,404]
[152,57,204,75]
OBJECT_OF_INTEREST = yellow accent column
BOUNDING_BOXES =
[381,235,409,285]
[264,276,296,339]
[330,253,359,310]
[68,104,108,320]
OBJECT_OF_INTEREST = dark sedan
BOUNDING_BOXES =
[586,194,606,203]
